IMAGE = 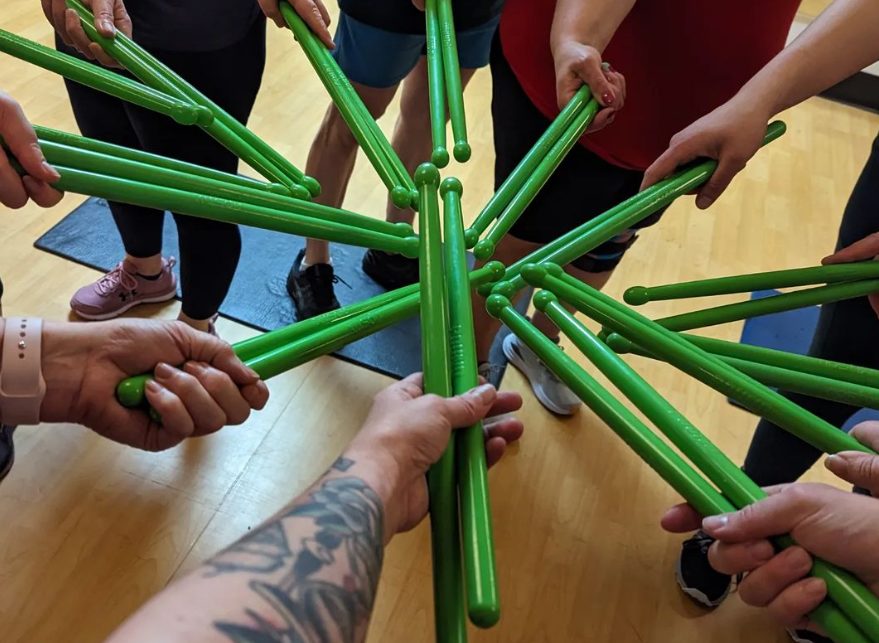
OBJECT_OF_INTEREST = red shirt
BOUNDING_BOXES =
[500,0,800,171]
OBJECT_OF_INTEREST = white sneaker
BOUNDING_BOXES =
[502,334,581,415]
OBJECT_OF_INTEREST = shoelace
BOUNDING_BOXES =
[96,262,138,296]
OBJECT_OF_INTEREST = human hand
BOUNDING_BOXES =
[411,0,425,11]
[551,41,625,133]
[41,0,131,67]
[824,421,879,495]
[641,97,771,209]
[347,373,524,538]
[259,0,333,48]
[661,483,879,629]
[37,319,269,451]
[0,91,62,209]
[822,234,879,316]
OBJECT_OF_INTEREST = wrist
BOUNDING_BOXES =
[341,442,406,538]
[38,321,88,423]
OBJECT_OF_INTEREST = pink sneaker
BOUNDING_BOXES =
[70,257,177,320]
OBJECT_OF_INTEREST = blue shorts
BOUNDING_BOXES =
[332,12,500,89]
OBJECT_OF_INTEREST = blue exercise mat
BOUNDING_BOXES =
[33,197,526,384]
[737,289,879,429]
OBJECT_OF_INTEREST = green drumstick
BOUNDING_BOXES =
[486,122,787,298]
[436,0,469,163]
[0,29,212,126]
[465,86,593,247]
[533,292,879,643]
[442,178,500,627]
[34,126,288,194]
[651,279,879,333]
[415,164,468,643]
[38,138,413,239]
[625,261,879,305]
[66,0,316,198]
[425,0,449,168]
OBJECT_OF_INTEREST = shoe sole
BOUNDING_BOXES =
[502,334,578,416]
[674,555,730,608]
[71,289,177,321]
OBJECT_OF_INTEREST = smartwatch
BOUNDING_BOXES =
[0,318,46,425]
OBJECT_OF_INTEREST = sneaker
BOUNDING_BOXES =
[286,249,341,320]
[787,630,833,643]
[70,257,177,320]
[677,530,739,607]
[362,249,419,290]
[478,361,503,388]
[502,333,580,415]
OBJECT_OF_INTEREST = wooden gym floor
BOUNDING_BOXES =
[1,5,878,642]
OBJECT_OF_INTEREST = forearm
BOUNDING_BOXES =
[549,0,636,55]
[735,0,879,118]
[106,452,401,643]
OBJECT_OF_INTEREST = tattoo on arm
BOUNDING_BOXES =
[206,462,384,643]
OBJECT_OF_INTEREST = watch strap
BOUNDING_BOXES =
[0,317,46,425]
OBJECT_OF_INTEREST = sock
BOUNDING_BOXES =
[137,271,163,280]
[300,256,332,270]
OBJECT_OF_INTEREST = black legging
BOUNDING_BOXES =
[58,19,266,320]
[743,131,879,486]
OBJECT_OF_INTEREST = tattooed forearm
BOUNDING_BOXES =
[207,469,385,643]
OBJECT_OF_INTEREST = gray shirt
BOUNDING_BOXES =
[128,0,263,52]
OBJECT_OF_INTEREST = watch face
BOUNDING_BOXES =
[0,425,13,483]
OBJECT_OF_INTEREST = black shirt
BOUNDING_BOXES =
[128,0,263,52]
[339,0,503,35]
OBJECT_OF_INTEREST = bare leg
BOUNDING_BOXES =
[302,83,400,265]
[384,58,477,225]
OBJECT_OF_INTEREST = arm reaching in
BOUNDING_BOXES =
[0,318,269,451]
[549,0,632,130]
[642,0,879,208]
[822,232,879,316]
[0,91,62,209]
[105,374,523,642]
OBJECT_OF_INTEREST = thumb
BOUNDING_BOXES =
[701,489,818,542]
[438,383,497,429]
[822,233,879,265]
[641,143,695,191]
[92,0,117,36]
[694,154,745,210]
[0,95,60,183]
[825,452,879,495]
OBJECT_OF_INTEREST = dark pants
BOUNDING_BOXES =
[743,131,879,486]
[58,20,266,319]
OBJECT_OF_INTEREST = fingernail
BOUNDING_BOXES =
[154,362,174,379]
[246,366,260,380]
[804,577,826,597]
[601,91,614,106]
[102,20,115,34]
[470,383,495,402]
[42,162,60,181]
[702,514,729,531]
[145,379,161,394]
[824,454,841,470]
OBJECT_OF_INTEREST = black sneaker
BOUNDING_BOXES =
[787,629,833,643]
[286,249,341,320]
[362,249,419,290]
[677,530,739,607]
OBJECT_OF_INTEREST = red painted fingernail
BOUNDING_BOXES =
[601,92,615,106]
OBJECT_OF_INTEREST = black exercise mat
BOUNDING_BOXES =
[34,197,527,384]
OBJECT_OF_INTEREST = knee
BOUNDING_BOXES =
[398,90,431,129]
